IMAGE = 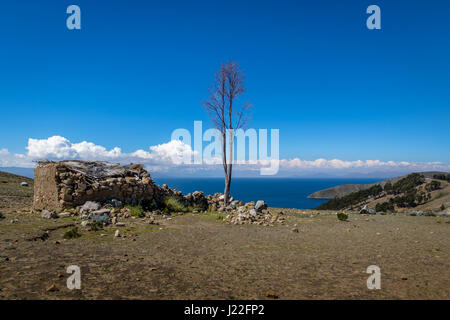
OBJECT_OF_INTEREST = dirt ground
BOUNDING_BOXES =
[0,208,448,300]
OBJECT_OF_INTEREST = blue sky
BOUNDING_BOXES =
[0,0,449,176]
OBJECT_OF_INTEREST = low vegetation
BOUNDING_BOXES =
[163,196,190,213]
[88,222,103,231]
[125,205,145,218]
[63,227,82,239]
[337,212,348,221]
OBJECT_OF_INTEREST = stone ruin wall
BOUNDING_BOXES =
[33,161,155,211]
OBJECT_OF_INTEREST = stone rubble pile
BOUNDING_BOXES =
[206,195,284,226]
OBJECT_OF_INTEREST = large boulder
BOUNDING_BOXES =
[81,201,101,213]
[90,209,111,224]
[359,205,376,215]
[255,200,268,213]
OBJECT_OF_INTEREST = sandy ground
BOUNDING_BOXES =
[0,209,448,300]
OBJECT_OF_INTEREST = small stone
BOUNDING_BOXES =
[41,210,58,219]
[81,221,89,227]
[46,283,59,292]
[291,228,299,233]
[114,230,121,237]
[58,212,71,218]
[266,290,278,299]
[115,222,125,227]
[20,181,28,187]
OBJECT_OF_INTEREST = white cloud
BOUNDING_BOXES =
[0,136,449,177]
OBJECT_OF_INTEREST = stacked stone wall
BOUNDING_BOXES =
[33,161,155,211]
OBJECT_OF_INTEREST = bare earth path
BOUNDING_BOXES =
[0,210,448,300]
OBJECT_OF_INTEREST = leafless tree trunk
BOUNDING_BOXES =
[204,62,252,205]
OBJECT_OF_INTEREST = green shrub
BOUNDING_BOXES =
[433,174,450,181]
[337,213,348,221]
[164,196,189,213]
[425,180,441,192]
[64,227,81,239]
[88,221,103,231]
[126,205,145,218]
[375,202,394,212]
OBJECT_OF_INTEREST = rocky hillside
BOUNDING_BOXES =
[316,173,450,213]
[0,170,34,211]
[308,171,449,199]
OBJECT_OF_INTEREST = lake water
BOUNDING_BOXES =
[152,177,382,209]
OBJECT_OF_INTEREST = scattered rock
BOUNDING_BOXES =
[291,228,299,233]
[41,210,58,219]
[114,229,121,237]
[115,222,125,227]
[407,211,433,216]
[80,221,89,227]
[266,290,279,299]
[20,181,28,187]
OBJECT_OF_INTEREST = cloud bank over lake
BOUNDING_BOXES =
[0,136,448,178]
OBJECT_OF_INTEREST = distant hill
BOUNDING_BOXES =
[308,171,449,199]
[0,167,34,179]
[315,172,450,213]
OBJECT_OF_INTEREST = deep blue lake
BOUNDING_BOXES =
[152,177,382,209]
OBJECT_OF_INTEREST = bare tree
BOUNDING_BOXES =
[204,62,252,205]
